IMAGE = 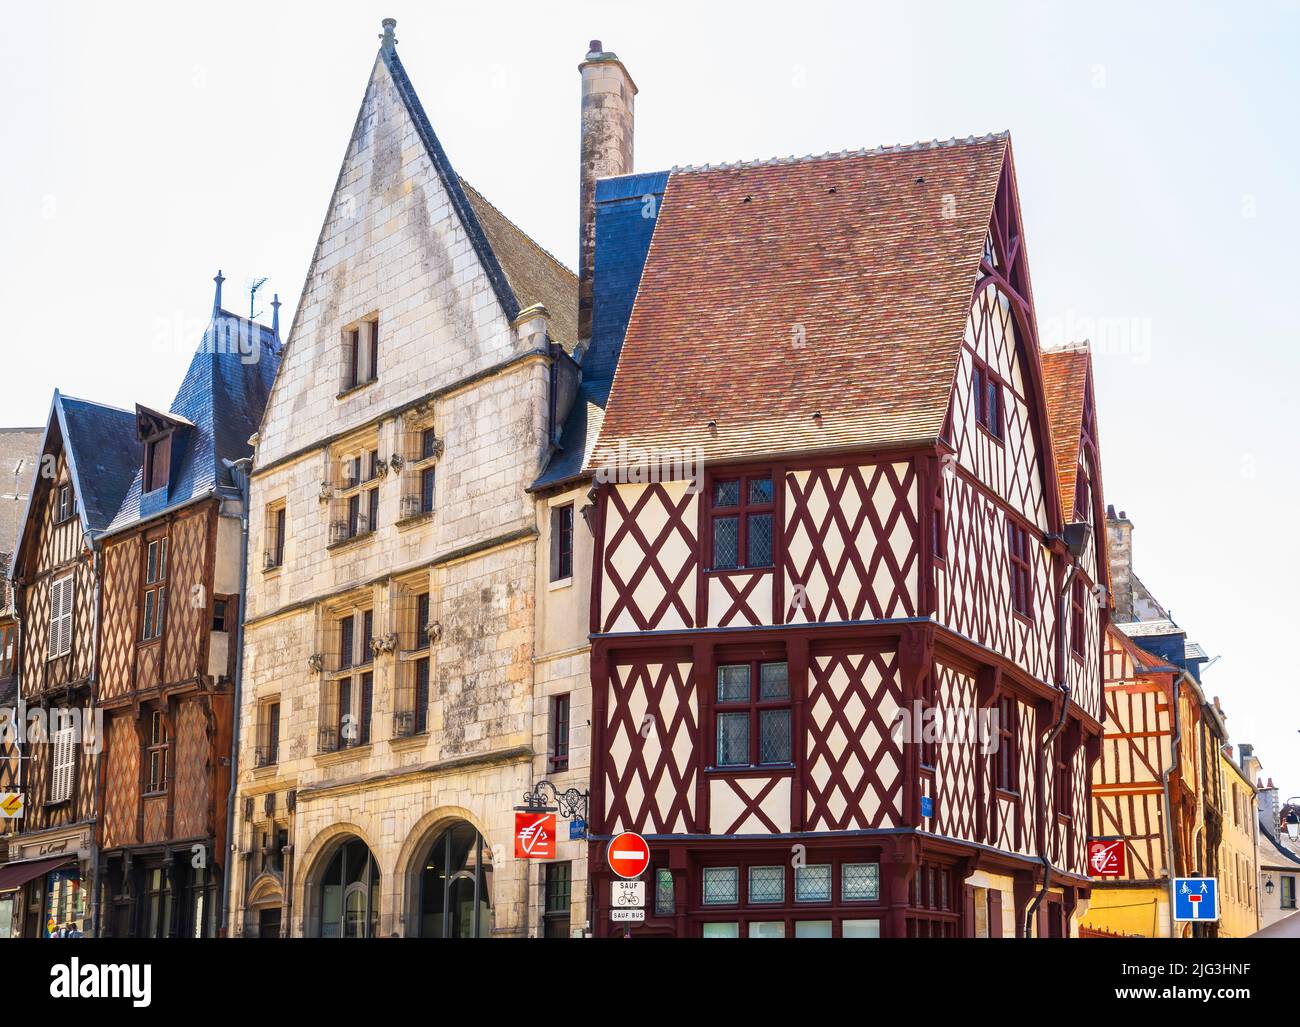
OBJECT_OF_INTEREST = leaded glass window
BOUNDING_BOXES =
[702,867,739,905]
[842,862,880,902]
[709,473,775,570]
[795,864,832,903]
[655,869,675,915]
[748,866,784,904]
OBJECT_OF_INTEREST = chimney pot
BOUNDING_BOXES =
[589,39,603,52]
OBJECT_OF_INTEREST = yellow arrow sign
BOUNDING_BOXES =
[0,793,24,818]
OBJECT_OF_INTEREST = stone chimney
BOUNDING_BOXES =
[578,40,637,344]
[1106,505,1135,622]
[1260,776,1279,833]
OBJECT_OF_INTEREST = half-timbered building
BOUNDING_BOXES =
[584,134,1108,937]
[1,393,141,936]
[93,285,279,937]
[0,427,42,937]
[1084,507,1226,937]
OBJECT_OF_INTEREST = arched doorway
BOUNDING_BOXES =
[317,837,380,938]
[418,822,493,937]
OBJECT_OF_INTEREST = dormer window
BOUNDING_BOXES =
[144,434,171,493]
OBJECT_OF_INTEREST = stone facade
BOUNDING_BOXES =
[229,28,590,938]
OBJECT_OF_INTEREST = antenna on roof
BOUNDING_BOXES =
[248,277,269,320]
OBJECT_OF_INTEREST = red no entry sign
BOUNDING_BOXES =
[607,831,650,879]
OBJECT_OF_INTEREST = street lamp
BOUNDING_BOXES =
[1266,876,1275,896]
[1283,800,1300,842]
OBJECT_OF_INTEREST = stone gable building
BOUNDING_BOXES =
[230,22,599,938]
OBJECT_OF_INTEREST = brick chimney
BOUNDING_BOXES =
[578,40,637,345]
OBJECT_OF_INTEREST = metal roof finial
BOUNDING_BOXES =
[380,18,397,51]
[271,293,282,338]
[213,269,225,313]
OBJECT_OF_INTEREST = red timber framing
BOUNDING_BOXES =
[587,146,1106,939]
[96,499,232,938]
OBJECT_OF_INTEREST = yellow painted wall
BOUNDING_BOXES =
[1217,752,1259,937]
[1081,886,1170,938]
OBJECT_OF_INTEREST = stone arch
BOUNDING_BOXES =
[397,806,497,938]
[295,821,382,938]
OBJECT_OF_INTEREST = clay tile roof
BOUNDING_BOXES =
[589,134,1009,469]
[1040,344,1091,515]
[460,179,578,352]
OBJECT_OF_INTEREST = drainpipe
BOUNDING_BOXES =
[1023,562,1076,938]
[1160,676,1183,938]
[86,533,103,937]
[218,457,252,937]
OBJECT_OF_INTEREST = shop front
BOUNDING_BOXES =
[0,827,93,937]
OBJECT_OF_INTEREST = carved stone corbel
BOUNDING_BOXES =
[307,653,324,673]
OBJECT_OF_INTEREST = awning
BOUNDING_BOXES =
[0,855,73,892]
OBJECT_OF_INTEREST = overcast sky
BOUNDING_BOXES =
[3,2,1297,793]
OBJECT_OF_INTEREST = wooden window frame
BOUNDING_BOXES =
[995,695,1018,794]
[1007,521,1033,622]
[257,699,280,768]
[713,659,791,769]
[549,693,571,774]
[48,719,77,803]
[48,572,74,660]
[708,473,775,572]
[550,503,574,583]
[543,861,573,938]
[143,433,172,494]
[1070,574,1086,659]
[0,623,14,678]
[55,483,75,523]
[140,533,169,643]
[972,359,1004,442]
[265,503,286,569]
[146,708,169,795]
[932,488,946,563]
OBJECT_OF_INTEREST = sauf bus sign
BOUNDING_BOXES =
[1087,839,1126,878]
[514,811,557,859]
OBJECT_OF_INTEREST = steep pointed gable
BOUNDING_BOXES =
[9,392,142,571]
[379,46,520,324]
[57,395,144,532]
[106,311,281,533]
[589,135,1008,468]
[256,38,571,465]
[1041,345,1091,516]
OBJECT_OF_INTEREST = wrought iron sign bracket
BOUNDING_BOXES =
[515,779,588,821]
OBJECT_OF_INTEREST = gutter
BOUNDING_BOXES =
[218,457,252,936]
[1160,674,1184,938]
[1024,561,1075,937]
[87,533,104,937]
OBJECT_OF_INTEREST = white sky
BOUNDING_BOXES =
[3,2,1297,793]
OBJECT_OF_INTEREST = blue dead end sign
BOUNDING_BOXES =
[1173,877,1218,922]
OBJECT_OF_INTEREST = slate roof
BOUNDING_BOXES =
[589,134,1010,469]
[106,311,280,534]
[57,394,144,532]
[531,172,670,491]
[1040,344,1091,516]
[460,179,578,352]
